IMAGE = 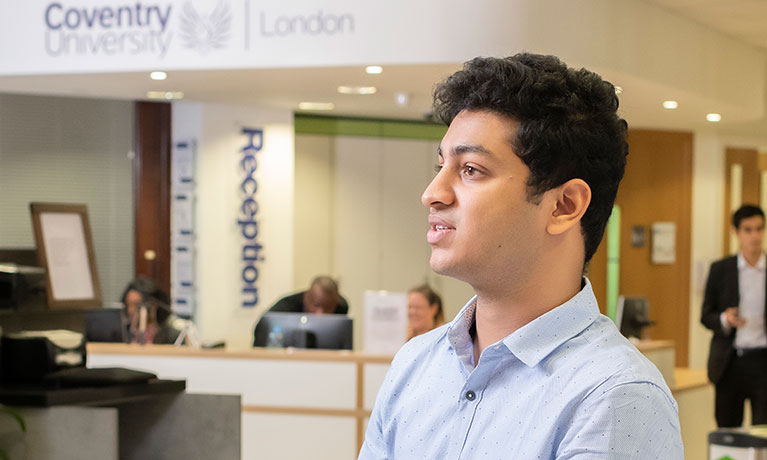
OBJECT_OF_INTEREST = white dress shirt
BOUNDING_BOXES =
[731,252,767,349]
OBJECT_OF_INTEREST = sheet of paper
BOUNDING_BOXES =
[651,222,676,264]
[363,291,407,355]
[40,212,95,300]
[172,192,194,235]
[172,141,195,187]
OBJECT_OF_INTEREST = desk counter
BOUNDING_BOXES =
[88,343,391,460]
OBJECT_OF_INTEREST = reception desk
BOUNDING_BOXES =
[88,341,712,460]
[88,343,390,460]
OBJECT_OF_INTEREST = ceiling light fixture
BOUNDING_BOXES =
[366,66,383,74]
[337,85,377,95]
[614,86,623,95]
[706,113,722,122]
[662,100,678,110]
[146,91,184,100]
[150,71,167,81]
[298,102,335,111]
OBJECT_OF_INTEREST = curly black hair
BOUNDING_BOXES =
[433,53,628,262]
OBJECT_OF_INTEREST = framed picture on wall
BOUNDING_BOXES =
[30,202,102,309]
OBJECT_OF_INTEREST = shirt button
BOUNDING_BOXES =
[465,390,476,401]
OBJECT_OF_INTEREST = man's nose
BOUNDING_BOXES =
[421,169,454,208]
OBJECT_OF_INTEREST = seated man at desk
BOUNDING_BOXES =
[268,275,348,315]
[252,276,350,348]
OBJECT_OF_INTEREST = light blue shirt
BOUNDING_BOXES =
[359,280,683,459]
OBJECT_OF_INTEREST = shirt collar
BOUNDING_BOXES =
[444,279,600,368]
[738,252,766,270]
[445,297,478,364]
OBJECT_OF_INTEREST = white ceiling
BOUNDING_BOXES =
[0,64,460,122]
[642,0,767,51]
[1,1,766,137]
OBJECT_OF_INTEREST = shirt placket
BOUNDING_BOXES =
[451,349,503,460]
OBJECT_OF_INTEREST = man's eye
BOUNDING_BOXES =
[462,165,481,177]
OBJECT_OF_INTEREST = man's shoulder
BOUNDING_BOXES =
[335,296,349,314]
[556,316,672,395]
[389,324,450,368]
[269,292,304,312]
[710,255,738,271]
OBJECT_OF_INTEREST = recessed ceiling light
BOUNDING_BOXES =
[706,113,722,122]
[337,86,377,95]
[150,71,167,81]
[662,100,678,109]
[298,102,335,111]
[366,66,383,74]
[146,91,183,100]
[395,92,409,107]
[614,86,623,95]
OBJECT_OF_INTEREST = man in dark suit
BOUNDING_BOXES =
[701,204,767,427]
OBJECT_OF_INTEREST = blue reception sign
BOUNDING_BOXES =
[239,127,264,308]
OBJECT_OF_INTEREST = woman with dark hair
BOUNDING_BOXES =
[121,276,180,345]
[407,284,444,340]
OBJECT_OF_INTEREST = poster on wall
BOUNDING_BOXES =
[30,202,102,308]
[651,222,676,264]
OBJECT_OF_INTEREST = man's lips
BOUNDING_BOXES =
[427,216,455,244]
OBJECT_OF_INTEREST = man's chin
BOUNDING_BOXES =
[429,259,448,275]
[429,255,460,278]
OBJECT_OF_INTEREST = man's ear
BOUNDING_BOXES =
[546,179,591,235]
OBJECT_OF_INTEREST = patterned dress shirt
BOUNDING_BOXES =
[359,279,683,459]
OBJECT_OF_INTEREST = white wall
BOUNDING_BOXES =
[0,93,133,304]
[293,135,334,288]
[173,102,294,348]
[689,131,725,369]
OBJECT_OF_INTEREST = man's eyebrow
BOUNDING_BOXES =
[437,144,493,157]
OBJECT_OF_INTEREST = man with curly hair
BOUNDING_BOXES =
[359,54,683,459]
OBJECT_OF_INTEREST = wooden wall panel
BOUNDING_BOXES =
[723,148,760,255]
[589,130,692,366]
[133,101,172,295]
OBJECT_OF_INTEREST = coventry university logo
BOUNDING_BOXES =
[179,1,231,53]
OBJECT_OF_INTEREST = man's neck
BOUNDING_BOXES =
[742,250,763,267]
[470,265,582,364]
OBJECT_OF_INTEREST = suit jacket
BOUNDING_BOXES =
[700,255,767,383]
[269,291,349,315]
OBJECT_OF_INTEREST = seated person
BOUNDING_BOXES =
[269,275,348,314]
[407,284,444,340]
[121,276,182,345]
[253,276,348,347]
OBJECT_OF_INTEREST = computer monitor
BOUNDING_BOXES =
[253,312,353,350]
[617,296,654,339]
[85,308,128,343]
